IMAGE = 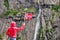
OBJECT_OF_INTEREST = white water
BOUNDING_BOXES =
[33,9,42,40]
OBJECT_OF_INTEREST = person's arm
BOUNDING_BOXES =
[5,28,10,36]
[16,22,25,31]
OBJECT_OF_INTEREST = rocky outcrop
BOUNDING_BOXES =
[44,0,59,5]
[8,0,17,9]
[35,0,59,5]
[0,0,5,15]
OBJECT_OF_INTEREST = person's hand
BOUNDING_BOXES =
[22,22,25,26]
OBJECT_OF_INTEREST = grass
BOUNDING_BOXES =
[3,6,36,17]
[4,9,18,16]
[51,5,60,12]
[19,7,36,13]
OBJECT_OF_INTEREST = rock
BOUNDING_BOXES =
[0,0,5,15]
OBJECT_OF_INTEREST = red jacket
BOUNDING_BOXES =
[5,21,25,38]
[24,13,33,21]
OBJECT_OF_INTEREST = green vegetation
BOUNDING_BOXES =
[0,34,2,40]
[3,0,18,16]
[3,6,36,16]
[51,2,60,18]
[4,0,18,16]
[20,7,36,13]
[10,9,18,16]
[3,0,36,16]
[4,10,10,16]
[4,9,18,16]
[51,1,60,12]
[51,5,60,12]
[4,0,9,9]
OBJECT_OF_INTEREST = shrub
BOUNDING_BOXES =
[51,5,59,12]
[4,10,10,16]
[4,0,9,9]
[10,9,18,16]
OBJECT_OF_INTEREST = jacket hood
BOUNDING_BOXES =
[10,21,16,27]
